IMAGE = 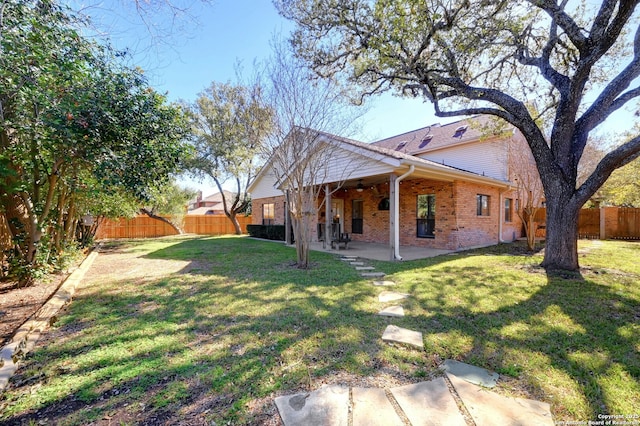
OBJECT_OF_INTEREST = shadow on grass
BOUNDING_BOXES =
[0,237,399,425]
[1,237,638,424]
[372,244,639,419]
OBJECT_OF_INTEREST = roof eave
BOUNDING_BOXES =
[399,158,513,189]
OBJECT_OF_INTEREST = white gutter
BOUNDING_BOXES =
[498,185,515,243]
[499,191,505,243]
[393,165,415,261]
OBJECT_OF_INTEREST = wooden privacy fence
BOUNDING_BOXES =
[95,215,252,239]
[534,207,640,240]
[604,207,640,240]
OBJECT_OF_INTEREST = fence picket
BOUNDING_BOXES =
[94,215,252,239]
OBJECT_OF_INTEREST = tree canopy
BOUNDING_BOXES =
[186,81,272,234]
[0,0,190,283]
[599,157,640,206]
[277,0,640,271]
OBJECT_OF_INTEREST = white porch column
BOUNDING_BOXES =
[389,174,397,261]
[284,190,292,245]
[324,184,331,250]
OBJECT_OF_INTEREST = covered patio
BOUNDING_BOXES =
[308,240,453,261]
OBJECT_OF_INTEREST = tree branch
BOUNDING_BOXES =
[577,134,640,204]
[578,55,640,133]
[527,0,587,51]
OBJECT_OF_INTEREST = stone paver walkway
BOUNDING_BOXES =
[443,359,499,388]
[276,373,554,426]
[382,325,424,349]
[377,305,405,317]
[274,254,555,425]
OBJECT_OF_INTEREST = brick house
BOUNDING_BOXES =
[187,190,236,215]
[249,115,539,259]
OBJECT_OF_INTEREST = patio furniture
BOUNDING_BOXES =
[331,232,351,249]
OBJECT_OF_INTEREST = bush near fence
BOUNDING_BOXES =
[246,224,289,241]
[95,215,252,239]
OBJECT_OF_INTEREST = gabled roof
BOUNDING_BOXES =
[249,116,514,194]
[372,115,513,155]
[312,128,512,187]
[202,190,236,203]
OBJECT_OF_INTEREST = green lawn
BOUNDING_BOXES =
[1,236,638,424]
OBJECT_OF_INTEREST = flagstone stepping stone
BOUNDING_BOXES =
[352,387,404,426]
[350,261,365,266]
[377,305,404,317]
[372,280,396,286]
[447,373,554,426]
[340,256,358,261]
[390,378,467,426]
[378,291,410,302]
[361,272,385,277]
[356,266,375,270]
[443,359,499,388]
[381,325,424,349]
[275,385,349,426]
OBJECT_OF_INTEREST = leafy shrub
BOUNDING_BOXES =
[246,225,291,241]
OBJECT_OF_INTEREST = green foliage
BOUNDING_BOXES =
[0,0,191,281]
[598,158,640,207]
[144,181,196,218]
[246,224,289,241]
[186,81,272,225]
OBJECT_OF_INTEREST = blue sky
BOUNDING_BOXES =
[80,0,442,194]
[95,0,441,137]
[78,0,636,195]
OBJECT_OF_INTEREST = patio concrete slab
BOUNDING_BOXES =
[443,359,499,388]
[275,385,349,426]
[352,387,404,426]
[390,378,467,426]
[372,280,396,286]
[377,305,405,317]
[355,266,375,271]
[447,373,554,426]
[381,325,424,349]
[361,272,385,277]
[312,241,453,261]
[378,291,410,302]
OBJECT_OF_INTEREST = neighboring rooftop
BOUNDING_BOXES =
[188,190,237,214]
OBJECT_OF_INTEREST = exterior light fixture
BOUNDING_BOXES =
[356,180,364,192]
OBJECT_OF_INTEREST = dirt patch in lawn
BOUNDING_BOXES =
[0,273,69,347]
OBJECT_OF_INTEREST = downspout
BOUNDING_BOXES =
[393,165,415,261]
[499,191,504,243]
[498,185,514,243]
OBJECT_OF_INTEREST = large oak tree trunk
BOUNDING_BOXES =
[540,189,580,271]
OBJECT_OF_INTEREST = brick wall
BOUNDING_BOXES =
[252,195,286,225]
[449,181,500,249]
[254,178,518,250]
[326,178,510,250]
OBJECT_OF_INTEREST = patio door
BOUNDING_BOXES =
[352,199,363,234]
